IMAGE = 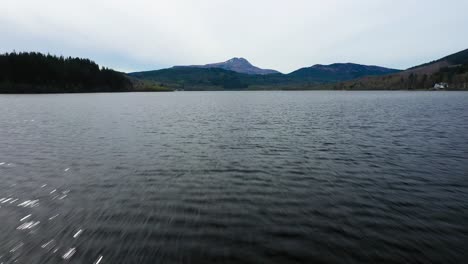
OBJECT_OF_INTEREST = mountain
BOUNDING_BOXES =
[129,62,401,90]
[289,63,400,82]
[177,57,280,75]
[322,48,468,90]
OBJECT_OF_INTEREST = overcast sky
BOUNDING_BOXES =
[2,0,468,73]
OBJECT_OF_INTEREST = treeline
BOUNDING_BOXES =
[393,65,468,90]
[0,52,133,93]
[432,64,468,89]
[389,64,468,90]
[408,63,468,89]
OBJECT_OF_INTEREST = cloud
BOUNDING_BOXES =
[1,0,467,73]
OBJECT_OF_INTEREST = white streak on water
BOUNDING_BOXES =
[41,184,47,188]
[2,198,12,204]
[62,248,76,260]
[94,255,103,264]
[9,242,24,253]
[73,229,83,238]
[17,200,39,208]
[64,168,70,172]
[50,189,56,194]
[41,240,55,249]
[20,214,31,221]
[17,200,28,207]
[49,214,59,220]
[17,221,40,230]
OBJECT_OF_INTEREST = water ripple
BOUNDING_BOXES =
[0,91,467,263]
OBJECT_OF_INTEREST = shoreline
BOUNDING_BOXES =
[1,89,467,95]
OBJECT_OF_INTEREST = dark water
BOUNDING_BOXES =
[0,91,467,263]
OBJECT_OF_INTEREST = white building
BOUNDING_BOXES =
[433,83,448,90]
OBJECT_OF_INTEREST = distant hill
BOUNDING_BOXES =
[322,48,468,90]
[176,57,280,75]
[129,67,250,90]
[289,63,400,82]
[408,48,468,71]
[129,61,400,90]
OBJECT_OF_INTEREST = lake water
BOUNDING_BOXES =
[0,91,467,263]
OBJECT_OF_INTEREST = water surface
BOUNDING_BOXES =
[0,91,467,263]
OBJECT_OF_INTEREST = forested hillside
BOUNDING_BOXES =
[323,49,468,90]
[129,67,250,90]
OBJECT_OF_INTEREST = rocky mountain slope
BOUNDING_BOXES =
[177,57,280,75]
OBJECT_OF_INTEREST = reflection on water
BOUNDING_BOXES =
[0,91,467,263]
[0,167,82,263]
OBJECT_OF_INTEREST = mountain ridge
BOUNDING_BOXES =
[288,63,400,82]
[175,57,281,75]
[129,61,401,90]
[3,49,466,93]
